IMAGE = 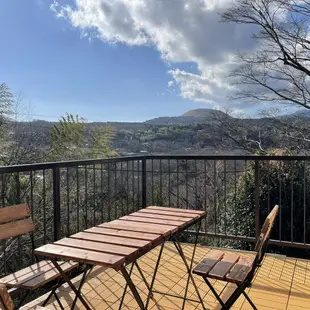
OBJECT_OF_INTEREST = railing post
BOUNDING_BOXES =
[53,167,61,241]
[142,157,147,209]
[254,160,260,240]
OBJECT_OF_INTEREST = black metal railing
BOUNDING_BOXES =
[0,154,310,276]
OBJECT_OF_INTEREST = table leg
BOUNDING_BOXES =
[144,241,165,310]
[134,261,152,295]
[172,220,206,310]
[120,265,145,310]
[118,263,135,310]
[71,265,93,309]
[50,259,91,310]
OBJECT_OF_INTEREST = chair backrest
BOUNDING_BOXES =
[0,204,34,241]
[254,205,279,262]
[245,205,279,285]
[0,285,13,310]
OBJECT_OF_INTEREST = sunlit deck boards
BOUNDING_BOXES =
[22,243,310,310]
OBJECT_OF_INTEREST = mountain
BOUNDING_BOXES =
[182,108,230,118]
[291,110,310,118]
[145,109,232,125]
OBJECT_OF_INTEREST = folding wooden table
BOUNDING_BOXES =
[34,206,206,310]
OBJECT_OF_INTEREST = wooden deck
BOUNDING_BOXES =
[22,243,310,310]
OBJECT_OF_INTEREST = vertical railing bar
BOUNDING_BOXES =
[224,160,227,235]
[108,163,111,221]
[160,159,163,205]
[76,166,80,233]
[142,158,147,209]
[204,160,207,233]
[0,173,5,273]
[53,167,61,242]
[291,162,294,243]
[1,173,4,208]
[234,160,237,232]
[168,159,171,208]
[121,161,124,215]
[115,163,117,218]
[279,161,282,241]
[100,163,104,223]
[66,167,70,237]
[244,160,248,238]
[195,160,198,211]
[30,171,35,263]
[151,159,154,205]
[16,172,21,269]
[213,160,217,235]
[0,172,5,273]
[254,161,260,241]
[132,161,134,213]
[84,165,88,229]
[267,165,270,213]
[186,160,188,209]
[93,163,96,226]
[304,160,307,244]
[177,159,179,207]
[137,160,140,210]
[126,162,129,214]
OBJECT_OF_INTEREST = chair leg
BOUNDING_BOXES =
[243,291,257,310]
[53,291,65,310]
[220,284,248,310]
[203,278,225,307]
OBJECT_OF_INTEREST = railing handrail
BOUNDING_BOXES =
[144,154,310,160]
[1,154,310,173]
[0,156,145,173]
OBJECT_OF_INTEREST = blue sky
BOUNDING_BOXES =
[0,0,211,122]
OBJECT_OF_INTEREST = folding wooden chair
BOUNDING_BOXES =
[193,205,279,310]
[0,204,78,309]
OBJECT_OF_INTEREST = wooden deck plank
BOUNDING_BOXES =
[226,257,254,284]
[101,220,176,236]
[120,215,185,227]
[20,262,77,290]
[89,227,161,242]
[23,245,299,310]
[147,206,206,216]
[208,253,240,280]
[55,238,139,258]
[129,212,189,222]
[34,244,125,268]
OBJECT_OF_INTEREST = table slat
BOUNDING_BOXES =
[35,244,125,267]
[86,227,161,242]
[138,209,198,219]
[101,220,176,236]
[55,238,139,259]
[120,215,185,227]
[130,212,189,222]
[147,206,206,216]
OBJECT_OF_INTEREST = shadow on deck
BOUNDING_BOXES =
[21,243,310,310]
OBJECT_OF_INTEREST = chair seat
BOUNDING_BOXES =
[193,250,255,284]
[0,260,78,290]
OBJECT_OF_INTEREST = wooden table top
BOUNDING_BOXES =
[34,206,206,269]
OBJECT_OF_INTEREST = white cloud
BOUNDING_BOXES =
[167,81,174,87]
[51,0,258,107]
